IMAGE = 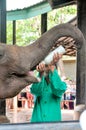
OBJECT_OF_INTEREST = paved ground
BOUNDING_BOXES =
[62,109,74,121]
[6,108,74,123]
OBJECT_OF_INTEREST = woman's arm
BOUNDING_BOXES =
[49,69,67,98]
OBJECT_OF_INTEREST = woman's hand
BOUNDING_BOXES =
[51,53,62,65]
[36,53,63,72]
[36,62,46,72]
[48,53,62,72]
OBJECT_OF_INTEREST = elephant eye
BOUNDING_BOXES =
[8,71,26,78]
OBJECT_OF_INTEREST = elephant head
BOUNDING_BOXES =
[0,23,85,99]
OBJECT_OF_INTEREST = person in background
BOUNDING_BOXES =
[30,53,67,123]
[17,88,27,108]
[26,85,34,108]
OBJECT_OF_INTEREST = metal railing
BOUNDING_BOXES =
[0,121,81,130]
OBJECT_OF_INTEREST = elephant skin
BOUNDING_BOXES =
[0,23,85,99]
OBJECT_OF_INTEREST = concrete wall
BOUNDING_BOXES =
[63,59,76,81]
[58,56,76,81]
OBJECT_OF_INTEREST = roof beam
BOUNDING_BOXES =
[7,1,52,21]
[7,0,77,21]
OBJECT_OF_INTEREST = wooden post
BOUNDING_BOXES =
[0,0,9,123]
[0,0,6,42]
[13,20,16,45]
[41,13,47,34]
[74,0,86,120]
[13,96,18,123]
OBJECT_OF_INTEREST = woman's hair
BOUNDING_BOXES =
[39,64,57,84]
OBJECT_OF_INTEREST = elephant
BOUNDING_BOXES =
[0,23,85,99]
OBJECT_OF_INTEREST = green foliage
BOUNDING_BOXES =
[7,21,13,45]
[7,5,77,46]
[7,16,41,46]
[16,17,41,46]
[48,5,77,30]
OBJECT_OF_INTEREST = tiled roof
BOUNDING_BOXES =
[51,16,77,56]
[7,0,45,11]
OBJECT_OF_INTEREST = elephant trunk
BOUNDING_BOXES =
[24,23,85,70]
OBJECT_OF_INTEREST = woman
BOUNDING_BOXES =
[30,53,67,122]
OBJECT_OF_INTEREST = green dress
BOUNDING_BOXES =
[30,69,67,123]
